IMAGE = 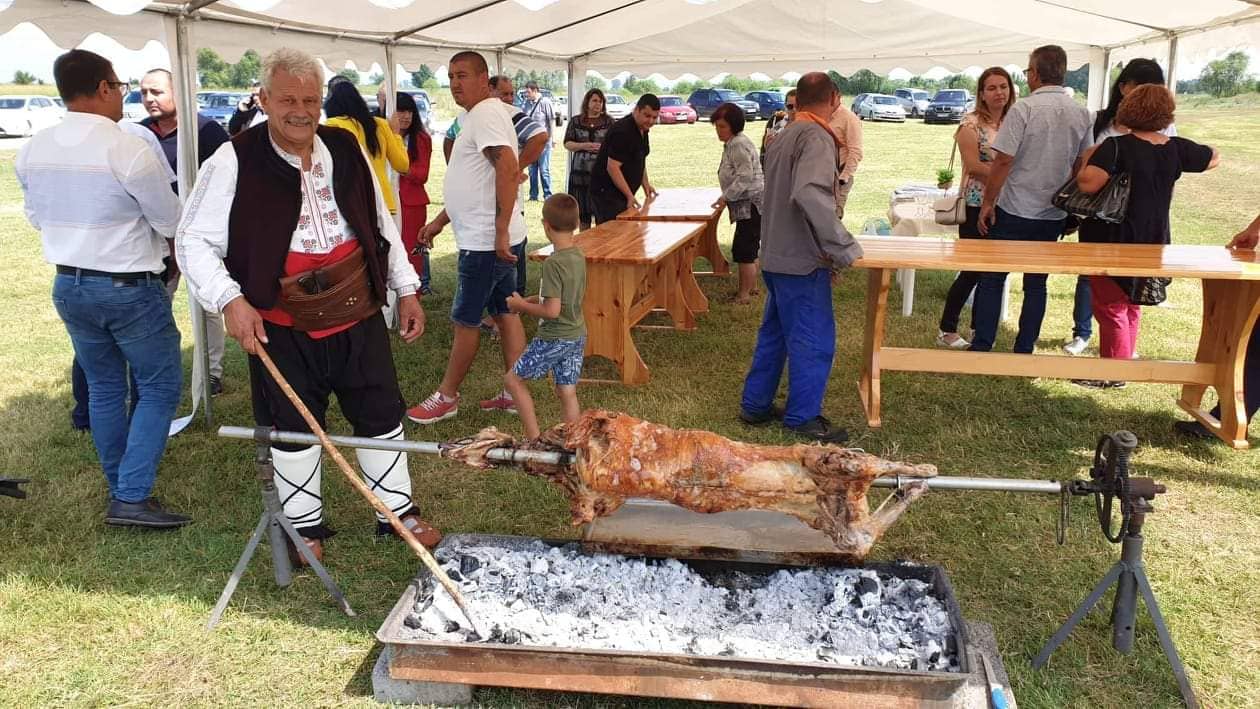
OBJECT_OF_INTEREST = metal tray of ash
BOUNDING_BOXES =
[377,534,972,707]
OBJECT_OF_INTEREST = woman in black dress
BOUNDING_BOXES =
[563,89,615,230]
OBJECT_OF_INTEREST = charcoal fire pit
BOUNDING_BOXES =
[376,534,980,707]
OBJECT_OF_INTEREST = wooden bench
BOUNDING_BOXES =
[851,236,1260,448]
[531,220,708,385]
[618,187,731,278]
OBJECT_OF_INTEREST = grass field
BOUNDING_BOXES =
[1,104,1258,708]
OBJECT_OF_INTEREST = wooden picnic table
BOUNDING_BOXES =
[618,187,731,277]
[852,236,1260,448]
[531,220,708,385]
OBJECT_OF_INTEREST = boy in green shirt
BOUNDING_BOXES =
[505,194,587,438]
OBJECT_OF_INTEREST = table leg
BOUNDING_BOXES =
[678,234,709,315]
[583,264,650,385]
[901,269,915,317]
[694,214,731,276]
[654,252,695,332]
[1178,279,1260,448]
[858,268,892,427]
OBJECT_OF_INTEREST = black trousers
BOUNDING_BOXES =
[591,189,628,225]
[938,206,982,333]
[248,312,405,452]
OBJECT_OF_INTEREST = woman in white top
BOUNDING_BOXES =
[711,102,765,304]
[935,67,1015,348]
[1063,58,1174,356]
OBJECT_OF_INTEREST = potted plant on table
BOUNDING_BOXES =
[936,167,955,191]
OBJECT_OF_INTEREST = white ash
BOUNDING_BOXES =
[399,541,959,672]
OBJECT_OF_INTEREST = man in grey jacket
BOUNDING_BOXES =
[739,72,863,443]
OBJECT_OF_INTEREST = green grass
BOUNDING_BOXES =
[2,105,1259,708]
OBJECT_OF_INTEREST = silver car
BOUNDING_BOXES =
[854,94,907,122]
[893,88,931,118]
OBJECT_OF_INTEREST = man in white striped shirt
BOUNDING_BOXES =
[17,50,190,529]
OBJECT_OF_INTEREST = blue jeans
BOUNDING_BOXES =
[741,269,836,427]
[53,274,182,503]
[528,145,552,201]
[970,207,1065,353]
[450,242,525,328]
[72,357,138,429]
[1072,275,1093,340]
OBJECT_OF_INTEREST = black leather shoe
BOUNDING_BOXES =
[1173,420,1214,441]
[786,416,850,444]
[209,376,223,397]
[106,498,192,529]
[739,405,784,426]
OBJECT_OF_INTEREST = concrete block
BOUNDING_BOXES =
[372,645,472,706]
[953,620,1017,709]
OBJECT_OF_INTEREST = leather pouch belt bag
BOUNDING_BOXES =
[277,246,382,331]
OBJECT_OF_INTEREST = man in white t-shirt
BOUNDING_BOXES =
[407,51,528,424]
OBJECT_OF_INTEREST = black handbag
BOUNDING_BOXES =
[1120,276,1171,307]
[1052,137,1130,224]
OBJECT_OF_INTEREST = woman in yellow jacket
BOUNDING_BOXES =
[323,81,409,213]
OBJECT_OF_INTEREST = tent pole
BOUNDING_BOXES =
[495,49,505,75]
[1086,46,1109,111]
[384,43,397,114]
[1166,35,1179,96]
[174,12,214,426]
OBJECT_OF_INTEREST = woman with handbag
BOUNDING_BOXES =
[1071,84,1218,389]
[1063,59,1172,357]
[935,67,1015,348]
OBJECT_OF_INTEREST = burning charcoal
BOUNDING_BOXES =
[443,620,461,633]
[447,569,464,583]
[403,613,423,630]
[459,554,482,576]
[723,597,740,613]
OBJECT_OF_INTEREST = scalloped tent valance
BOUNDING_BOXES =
[4,0,1258,77]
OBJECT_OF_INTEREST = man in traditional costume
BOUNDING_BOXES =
[178,48,440,563]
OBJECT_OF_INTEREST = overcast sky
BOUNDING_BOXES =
[0,22,1253,90]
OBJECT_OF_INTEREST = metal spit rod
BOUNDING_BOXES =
[218,427,1067,495]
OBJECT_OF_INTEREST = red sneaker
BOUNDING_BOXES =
[479,391,518,414]
[406,392,459,424]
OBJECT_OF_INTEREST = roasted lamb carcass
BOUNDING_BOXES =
[444,410,936,559]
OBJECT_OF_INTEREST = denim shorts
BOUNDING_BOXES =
[451,241,525,328]
[513,336,586,386]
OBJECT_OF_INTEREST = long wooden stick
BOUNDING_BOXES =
[254,344,483,635]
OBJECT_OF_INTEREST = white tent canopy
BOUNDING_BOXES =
[4,0,1259,76]
[5,0,1258,423]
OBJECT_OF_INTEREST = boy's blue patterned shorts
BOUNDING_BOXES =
[512,336,586,386]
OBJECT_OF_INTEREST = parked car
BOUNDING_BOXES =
[604,93,632,120]
[122,89,148,122]
[924,89,972,124]
[0,95,63,136]
[853,94,907,122]
[744,90,785,120]
[893,88,931,118]
[685,88,759,122]
[655,95,696,124]
[850,93,869,115]
[201,92,245,130]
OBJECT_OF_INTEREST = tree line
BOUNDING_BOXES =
[45,46,1249,100]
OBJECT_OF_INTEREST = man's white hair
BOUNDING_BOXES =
[260,48,322,92]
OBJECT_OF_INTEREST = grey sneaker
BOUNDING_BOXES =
[1062,336,1089,356]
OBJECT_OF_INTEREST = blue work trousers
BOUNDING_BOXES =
[741,269,836,427]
